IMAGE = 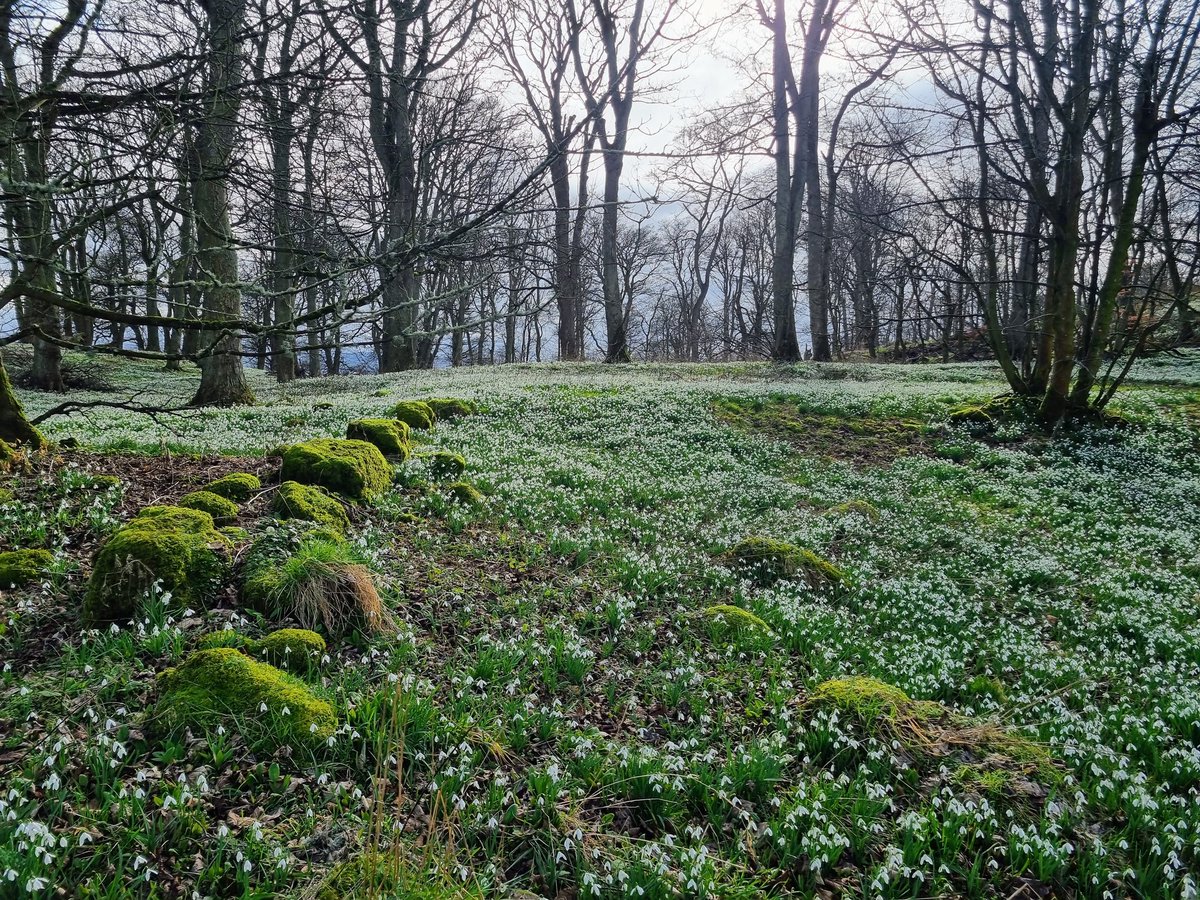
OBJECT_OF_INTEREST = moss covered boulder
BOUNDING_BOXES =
[203,472,262,502]
[346,418,411,458]
[699,603,773,643]
[728,535,848,589]
[445,480,483,506]
[273,481,350,535]
[388,400,435,431]
[179,490,239,524]
[83,506,231,624]
[0,548,54,588]
[156,648,336,750]
[197,629,254,652]
[427,450,466,480]
[257,628,326,672]
[426,397,477,421]
[280,438,391,500]
[811,676,942,723]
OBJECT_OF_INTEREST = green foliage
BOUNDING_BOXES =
[155,647,335,750]
[727,535,848,589]
[427,449,466,480]
[83,506,230,624]
[346,418,411,458]
[273,480,350,535]
[0,548,54,587]
[202,472,261,502]
[242,534,386,636]
[280,438,392,500]
[388,400,435,431]
[314,851,482,900]
[425,397,478,421]
[178,489,239,524]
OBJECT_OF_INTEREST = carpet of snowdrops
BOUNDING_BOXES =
[2,353,1199,899]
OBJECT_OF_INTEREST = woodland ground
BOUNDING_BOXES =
[2,353,1200,899]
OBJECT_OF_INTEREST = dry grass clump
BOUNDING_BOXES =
[243,536,392,636]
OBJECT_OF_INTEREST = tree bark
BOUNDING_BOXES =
[190,0,254,407]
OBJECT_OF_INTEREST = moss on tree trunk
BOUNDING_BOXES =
[0,351,47,448]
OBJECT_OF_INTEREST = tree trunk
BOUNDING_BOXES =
[768,0,801,362]
[0,351,45,447]
[190,0,254,407]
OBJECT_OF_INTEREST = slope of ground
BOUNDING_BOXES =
[2,356,1199,898]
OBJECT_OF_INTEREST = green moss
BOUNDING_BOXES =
[827,500,881,523]
[178,490,239,524]
[156,648,335,751]
[425,397,478,421]
[388,400,435,431]
[0,438,28,472]
[953,765,1011,796]
[89,474,122,490]
[315,852,480,900]
[699,604,773,642]
[0,548,54,587]
[280,438,392,500]
[273,481,350,535]
[811,676,942,722]
[346,418,411,458]
[83,506,231,624]
[257,628,326,672]
[197,630,254,651]
[0,487,13,504]
[445,480,483,505]
[728,536,848,589]
[427,449,466,480]
[203,472,261,502]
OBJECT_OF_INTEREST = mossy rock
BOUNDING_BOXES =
[445,480,483,506]
[346,418,411,458]
[203,472,261,502]
[219,525,250,543]
[699,604,773,643]
[810,676,942,723]
[83,506,231,625]
[257,628,326,672]
[89,474,122,490]
[197,629,254,651]
[274,481,350,535]
[427,450,466,480]
[425,397,478,421]
[827,500,881,523]
[280,438,391,501]
[728,536,848,589]
[156,648,335,751]
[0,548,54,588]
[179,490,239,524]
[388,400,435,431]
[0,487,14,504]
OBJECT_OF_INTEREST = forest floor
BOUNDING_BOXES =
[2,353,1200,899]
